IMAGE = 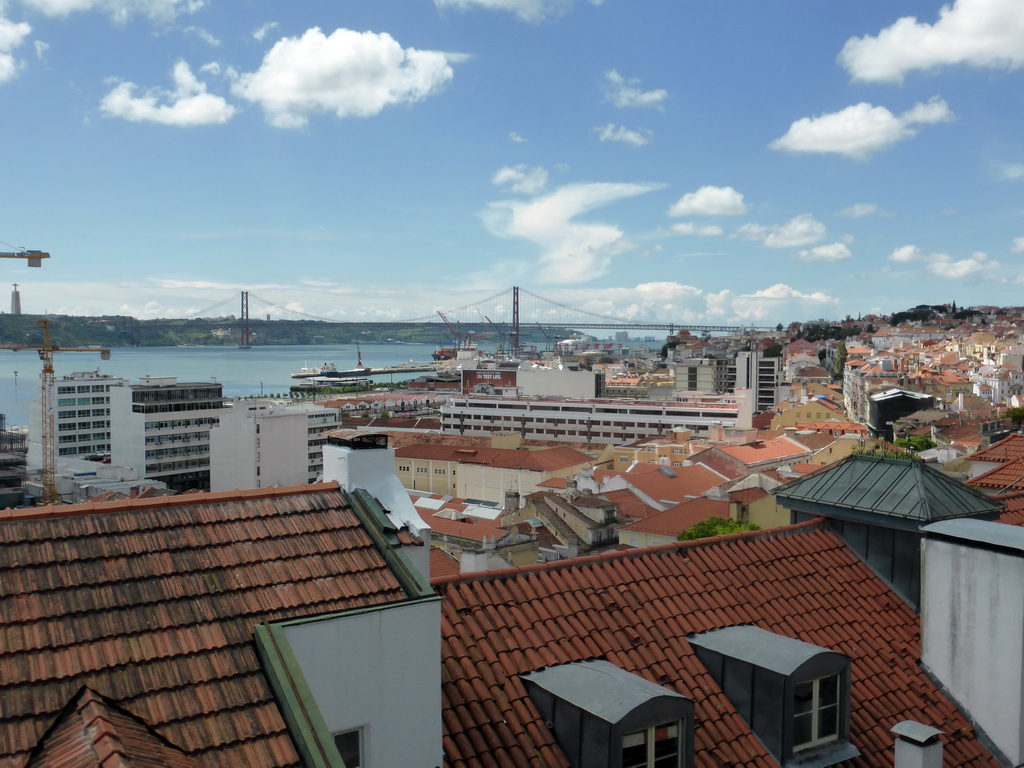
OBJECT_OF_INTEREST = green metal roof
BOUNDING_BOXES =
[773,454,1004,522]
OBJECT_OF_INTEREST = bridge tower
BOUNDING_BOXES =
[239,291,252,348]
[511,285,520,358]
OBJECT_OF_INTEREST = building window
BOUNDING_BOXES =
[622,721,682,768]
[793,674,840,751]
[334,727,363,768]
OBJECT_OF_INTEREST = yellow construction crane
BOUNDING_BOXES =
[0,319,110,505]
[0,249,49,267]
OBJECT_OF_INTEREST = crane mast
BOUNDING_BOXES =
[0,319,110,505]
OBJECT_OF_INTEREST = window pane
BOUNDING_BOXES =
[334,730,361,768]
[622,728,648,768]
[793,681,813,714]
[819,703,839,739]
[819,674,839,705]
[793,712,813,746]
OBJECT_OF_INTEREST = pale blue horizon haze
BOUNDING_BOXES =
[2,0,1023,326]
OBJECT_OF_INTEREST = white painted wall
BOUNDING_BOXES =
[210,402,340,491]
[283,600,442,768]
[922,520,1024,765]
[515,368,599,398]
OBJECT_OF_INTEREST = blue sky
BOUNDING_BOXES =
[1,0,1023,327]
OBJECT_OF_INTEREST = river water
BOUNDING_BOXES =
[0,343,443,428]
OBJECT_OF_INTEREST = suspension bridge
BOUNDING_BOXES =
[182,286,770,348]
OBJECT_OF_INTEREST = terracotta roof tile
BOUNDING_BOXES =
[967,457,1024,491]
[0,484,409,768]
[435,522,999,767]
[970,433,1024,463]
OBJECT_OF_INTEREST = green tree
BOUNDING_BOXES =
[677,516,760,541]
[894,435,936,452]
[1005,407,1024,425]
[833,341,847,381]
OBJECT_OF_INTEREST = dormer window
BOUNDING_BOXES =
[521,659,694,768]
[623,721,683,767]
[689,626,859,767]
[793,674,839,751]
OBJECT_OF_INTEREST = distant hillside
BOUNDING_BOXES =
[0,314,562,348]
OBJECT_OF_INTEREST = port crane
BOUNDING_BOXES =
[0,319,110,505]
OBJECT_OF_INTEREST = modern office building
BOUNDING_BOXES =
[109,376,226,493]
[28,371,127,469]
[209,400,344,491]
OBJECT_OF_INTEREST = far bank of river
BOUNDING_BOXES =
[0,343,443,428]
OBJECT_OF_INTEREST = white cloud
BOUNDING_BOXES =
[100,60,235,125]
[491,164,549,194]
[889,244,1003,280]
[997,162,1024,180]
[770,98,953,160]
[481,181,665,283]
[602,69,667,109]
[253,21,278,42]
[795,242,852,263]
[889,244,925,263]
[509,131,527,143]
[667,185,746,217]
[838,202,886,218]
[839,0,1024,83]
[231,28,456,129]
[726,284,838,321]
[595,123,652,146]
[1012,236,1024,253]
[0,16,31,83]
[182,25,218,46]
[434,0,574,23]
[733,213,827,249]
[671,222,723,236]
[927,251,1002,280]
[17,0,203,22]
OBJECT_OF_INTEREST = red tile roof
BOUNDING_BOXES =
[618,497,729,538]
[714,437,812,466]
[966,457,1024,491]
[430,546,462,580]
[395,443,592,471]
[24,687,197,768]
[435,522,998,767]
[1,483,411,768]
[969,433,1024,463]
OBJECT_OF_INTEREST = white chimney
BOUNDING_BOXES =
[891,722,943,768]
[921,519,1024,765]
[322,432,432,584]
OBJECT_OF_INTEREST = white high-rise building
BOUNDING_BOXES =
[28,371,127,470]
[109,377,226,493]
[209,400,344,492]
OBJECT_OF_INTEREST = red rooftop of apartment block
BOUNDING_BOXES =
[434,521,998,767]
[0,482,414,768]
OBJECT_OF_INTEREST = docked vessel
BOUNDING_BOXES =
[291,344,371,379]
[291,362,339,379]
